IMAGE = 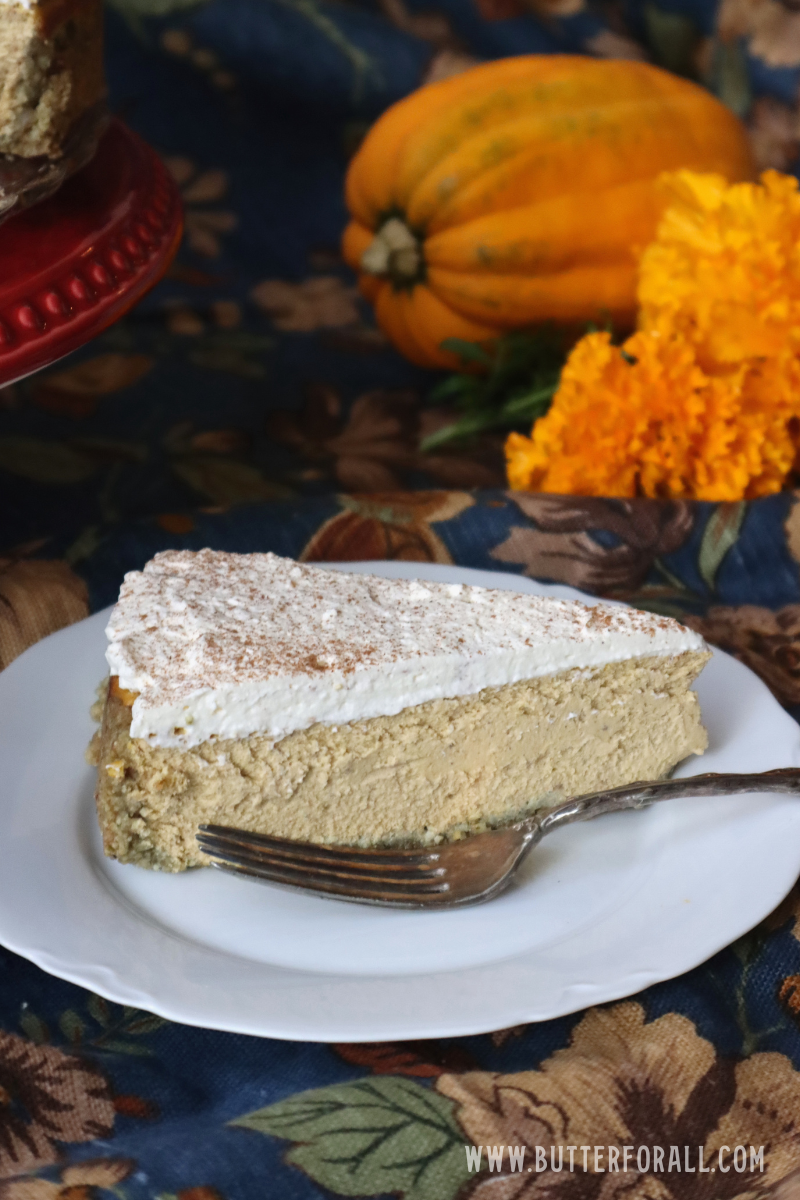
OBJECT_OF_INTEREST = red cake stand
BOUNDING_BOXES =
[0,120,183,387]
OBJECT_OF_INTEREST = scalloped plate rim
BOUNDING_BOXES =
[0,560,798,1040]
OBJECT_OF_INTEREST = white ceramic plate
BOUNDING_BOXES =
[1,561,800,1041]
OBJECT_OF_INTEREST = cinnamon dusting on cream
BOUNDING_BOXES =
[105,550,707,748]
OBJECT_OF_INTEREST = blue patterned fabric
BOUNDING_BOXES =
[4,0,800,1194]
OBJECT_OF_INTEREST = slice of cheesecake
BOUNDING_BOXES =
[0,0,105,160]
[88,550,710,872]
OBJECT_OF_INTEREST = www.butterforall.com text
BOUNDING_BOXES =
[466,1145,765,1174]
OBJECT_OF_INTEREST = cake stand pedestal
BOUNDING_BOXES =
[0,120,183,388]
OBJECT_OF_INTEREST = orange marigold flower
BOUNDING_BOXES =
[639,169,800,367]
[507,168,800,500]
[505,330,800,501]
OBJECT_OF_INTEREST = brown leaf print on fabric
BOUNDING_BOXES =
[685,605,800,707]
[0,1033,114,1179]
[421,48,482,84]
[301,491,473,563]
[189,430,248,456]
[707,1054,800,1184]
[375,0,456,46]
[0,1157,134,1199]
[112,1094,159,1120]
[473,0,584,17]
[762,888,800,960]
[165,304,205,336]
[491,1025,528,1047]
[156,513,196,535]
[718,0,800,65]
[784,492,800,565]
[531,0,585,13]
[583,28,648,57]
[763,881,800,942]
[334,1039,478,1077]
[491,494,694,594]
[163,158,237,258]
[31,355,154,420]
[325,393,420,491]
[747,96,800,171]
[251,278,361,332]
[160,26,236,91]
[772,1166,800,1200]
[171,457,290,505]
[0,558,88,671]
[271,387,503,490]
[778,974,800,1021]
[270,387,418,490]
[438,1002,800,1200]
[472,0,526,18]
[164,419,289,504]
[418,410,505,488]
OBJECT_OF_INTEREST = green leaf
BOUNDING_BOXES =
[707,38,752,117]
[420,410,499,451]
[625,598,691,619]
[440,338,494,367]
[627,582,695,617]
[653,557,692,592]
[419,425,461,452]
[96,1038,153,1056]
[64,524,106,567]
[87,993,111,1029]
[19,1011,49,1044]
[698,501,746,591]
[428,374,475,404]
[124,1014,169,1036]
[731,926,768,967]
[0,437,96,484]
[58,1009,86,1044]
[230,1077,472,1200]
[643,2,700,77]
[500,384,557,420]
[188,348,267,379]
[424,327,564,449]
[272,0,381,104]
[421,385,556,450]
[172,456,292,504]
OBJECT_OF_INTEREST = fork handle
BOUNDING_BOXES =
[534,768,800,839]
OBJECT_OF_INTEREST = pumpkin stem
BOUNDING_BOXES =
[360,216,423,287]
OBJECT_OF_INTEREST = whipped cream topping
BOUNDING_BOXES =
[105,550,707,748]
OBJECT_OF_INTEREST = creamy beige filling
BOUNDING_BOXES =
[88,651,710,873]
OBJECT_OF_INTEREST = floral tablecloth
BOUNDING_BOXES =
[4,0,800,1195]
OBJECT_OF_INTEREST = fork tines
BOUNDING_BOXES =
[196,824,450,903]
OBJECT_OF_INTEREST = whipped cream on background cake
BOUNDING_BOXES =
[105,550,706,750]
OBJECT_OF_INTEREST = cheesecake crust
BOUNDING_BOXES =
[89,650,710,872]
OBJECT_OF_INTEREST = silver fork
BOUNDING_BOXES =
[196,768,800,909]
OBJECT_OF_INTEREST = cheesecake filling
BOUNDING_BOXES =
[105,550,707,749]
[90,650,710,870]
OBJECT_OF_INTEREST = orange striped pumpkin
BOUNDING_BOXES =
[342,56,754,368]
